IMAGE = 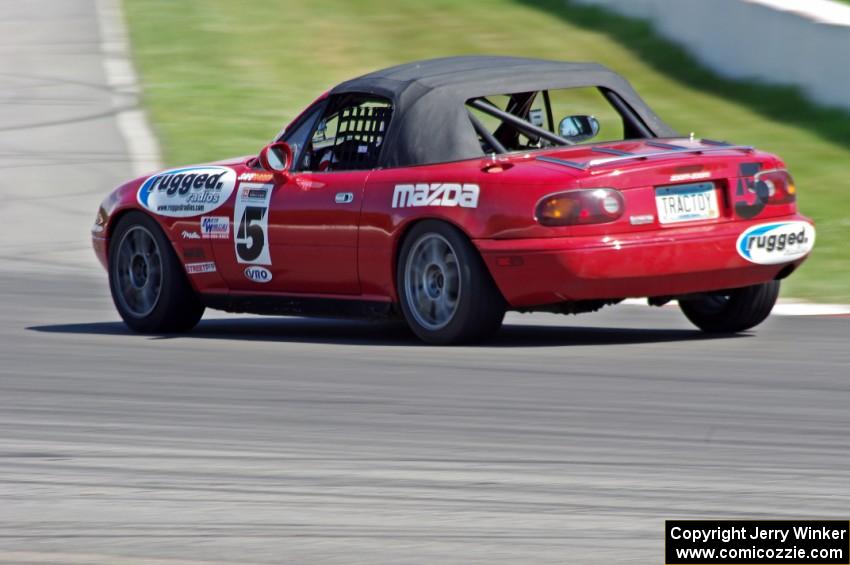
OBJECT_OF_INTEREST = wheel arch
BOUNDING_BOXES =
[105,207,138,240]
[105,208,191,281]
[390,216,504,303]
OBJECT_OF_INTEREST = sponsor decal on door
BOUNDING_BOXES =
[234,182,273,266]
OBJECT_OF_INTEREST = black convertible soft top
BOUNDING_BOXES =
[330,56,677,168]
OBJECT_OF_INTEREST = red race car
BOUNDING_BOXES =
[92,56,815,344]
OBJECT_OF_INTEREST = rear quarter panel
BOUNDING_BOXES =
[359,157,584,299]
[359,149,798,302]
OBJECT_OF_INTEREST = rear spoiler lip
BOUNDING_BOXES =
[536,141,755,171]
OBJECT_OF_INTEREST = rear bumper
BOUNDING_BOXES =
[475,215,813,307]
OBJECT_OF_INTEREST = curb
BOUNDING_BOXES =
[95,0,163,178]
[572,0,850,112]
[621,298,850,317]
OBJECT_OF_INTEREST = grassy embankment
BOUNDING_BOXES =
[124,0,850,301]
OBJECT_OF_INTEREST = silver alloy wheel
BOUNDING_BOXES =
[404,233,461,331]
[113,225,163,318]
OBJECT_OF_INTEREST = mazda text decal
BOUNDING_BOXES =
[392,183,479,208]
[138,166,236,218]
[736,221,815,265]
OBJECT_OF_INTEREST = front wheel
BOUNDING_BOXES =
[679,281,780,333]
[109,211,205,333]
[397,221,505,344]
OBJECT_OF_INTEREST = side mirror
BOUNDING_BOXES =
[258,142,293,182]
[558,115,600,143]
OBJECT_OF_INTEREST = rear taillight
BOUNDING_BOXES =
[536,188,624,226]
[756,169,796,205]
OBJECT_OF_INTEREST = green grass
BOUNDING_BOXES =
[123,0,850,302]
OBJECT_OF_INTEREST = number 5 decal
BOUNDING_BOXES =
[735,162,767,220]
[234,182,272,265]
[237,206,266,262]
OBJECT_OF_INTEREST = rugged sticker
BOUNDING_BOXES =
[185,261,216,274]
[736,221,815,265]
[234,182,273,265]
[200,216,229,239]
[392,183,479,209]
[244,265,272,283]
[138,166,237,218]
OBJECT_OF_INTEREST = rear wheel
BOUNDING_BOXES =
[679,281,779,333]
[109,212,205,333]
[397,221,505,344]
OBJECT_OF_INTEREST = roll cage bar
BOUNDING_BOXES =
[465,87,654,155]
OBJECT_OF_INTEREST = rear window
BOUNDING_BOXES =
[466,87,640,154]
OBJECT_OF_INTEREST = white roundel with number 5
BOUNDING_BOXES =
[234,182,273,265]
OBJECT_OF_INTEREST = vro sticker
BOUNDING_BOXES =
[736,221,815,265]
[244,266,272,283]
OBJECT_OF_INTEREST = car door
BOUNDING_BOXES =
[260,167,365,294]
[212,93,392,296]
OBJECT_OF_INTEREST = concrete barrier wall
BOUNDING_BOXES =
[572,0,850,111]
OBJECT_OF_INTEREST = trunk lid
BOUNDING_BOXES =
[531,137,789,233]
[536,137,774,188]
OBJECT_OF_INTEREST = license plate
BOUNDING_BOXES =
[655,182,719,225]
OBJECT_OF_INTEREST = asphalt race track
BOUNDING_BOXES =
[1,2,849,564]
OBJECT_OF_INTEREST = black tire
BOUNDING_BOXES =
[679,281,780,333]
[396,220,506,344]
[108,211,205,333]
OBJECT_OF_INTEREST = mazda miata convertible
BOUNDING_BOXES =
[92,56,815,344]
